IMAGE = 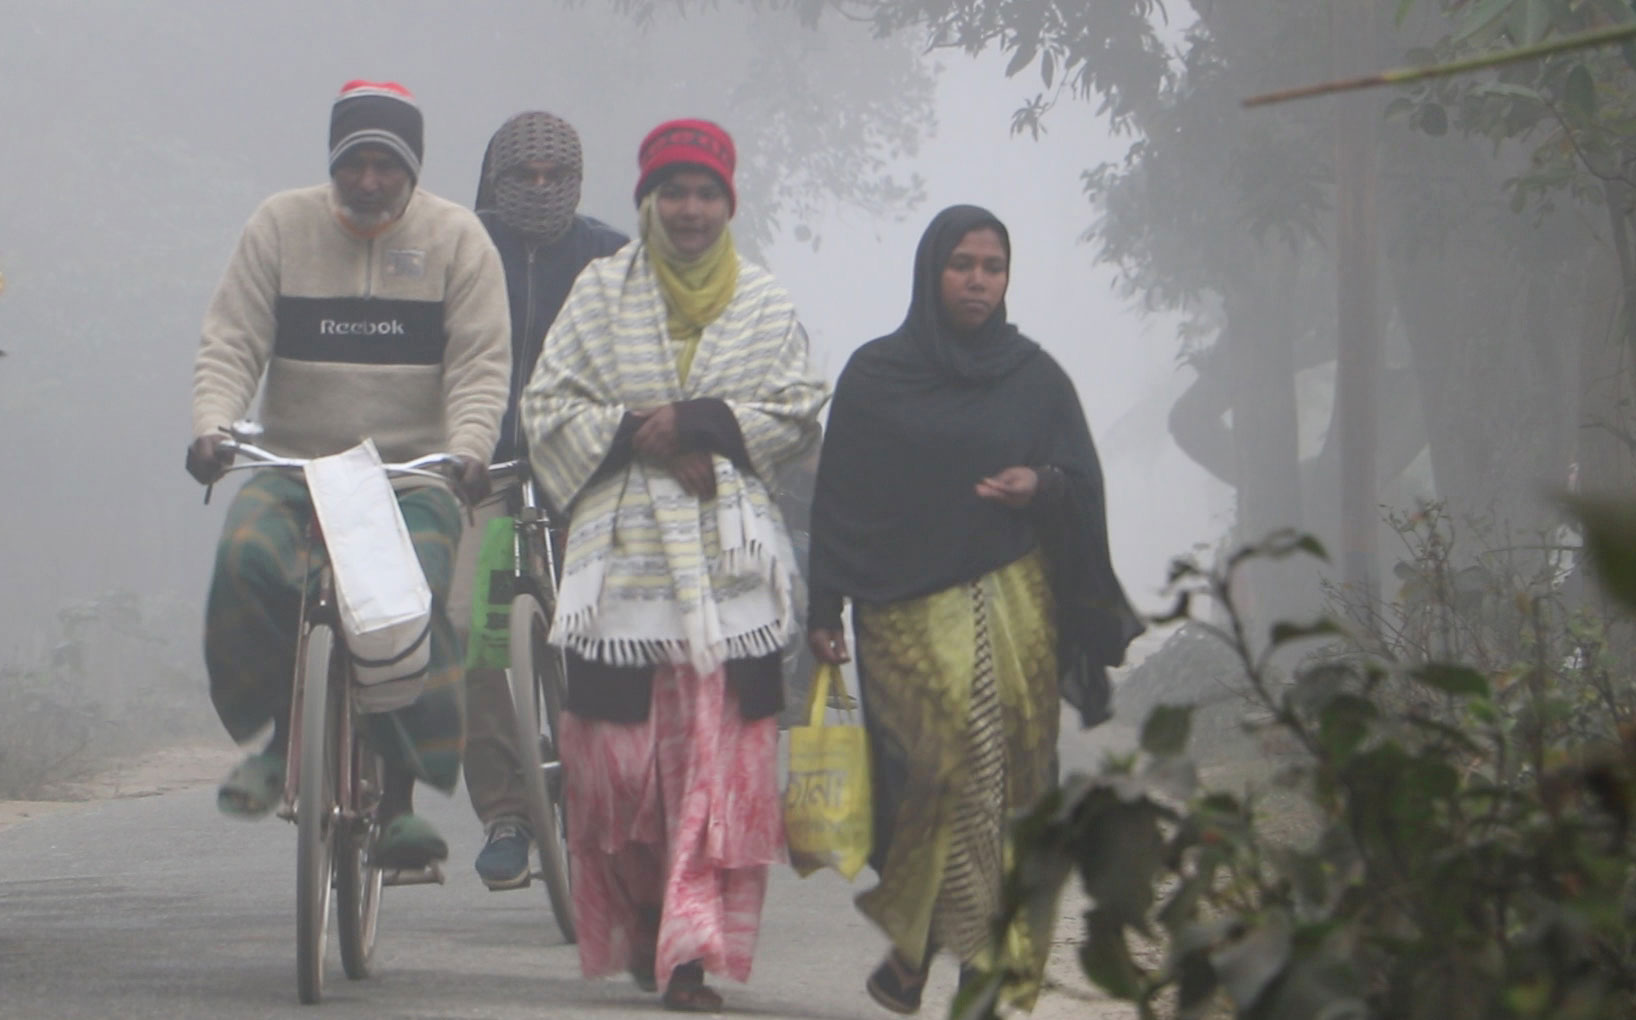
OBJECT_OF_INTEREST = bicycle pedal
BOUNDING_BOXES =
[382,861,446,887]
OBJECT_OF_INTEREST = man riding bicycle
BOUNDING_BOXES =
[186,80,510,868]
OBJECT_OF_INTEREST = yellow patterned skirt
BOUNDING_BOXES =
[853,547,1058,1005]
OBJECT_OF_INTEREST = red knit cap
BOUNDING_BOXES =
[634,118,736,212]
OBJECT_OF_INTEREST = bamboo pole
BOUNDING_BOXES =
[1244,22,1636,107]
[1332,0,1382,602]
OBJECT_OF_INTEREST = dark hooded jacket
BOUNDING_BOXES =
[474,153,628,462]
[807,205,1144,726]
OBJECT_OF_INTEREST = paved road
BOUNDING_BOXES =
[0,723,1134,1020]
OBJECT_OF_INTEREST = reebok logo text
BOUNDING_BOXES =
[319,319,407,336]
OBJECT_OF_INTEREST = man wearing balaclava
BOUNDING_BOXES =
[452,111,629,890]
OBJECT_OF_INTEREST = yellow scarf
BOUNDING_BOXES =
[640,195,739,385]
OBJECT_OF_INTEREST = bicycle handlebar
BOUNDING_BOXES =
[201,422,471,506]
[218,439,464,485]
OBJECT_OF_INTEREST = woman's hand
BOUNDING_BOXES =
[670,450,717,499]
[808,628,851,665]
[632,404,683,461]
[976,466,1039,509]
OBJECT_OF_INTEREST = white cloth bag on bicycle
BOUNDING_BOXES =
[304,438,432,713]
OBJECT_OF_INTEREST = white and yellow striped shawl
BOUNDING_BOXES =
[520,242,830,673]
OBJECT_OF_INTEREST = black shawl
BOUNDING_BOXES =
[806,205,1144,726]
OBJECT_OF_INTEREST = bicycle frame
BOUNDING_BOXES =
[276,525,347,825]
[489,459,564,608]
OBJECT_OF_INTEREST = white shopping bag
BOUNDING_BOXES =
[304,439,432,713]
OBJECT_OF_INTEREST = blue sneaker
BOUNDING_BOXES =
[475,818,533,890]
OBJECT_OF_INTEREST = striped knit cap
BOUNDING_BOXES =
[481,112,583,244]
[328,80,423,181]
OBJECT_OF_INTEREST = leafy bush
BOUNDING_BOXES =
[962,516,1636,1020]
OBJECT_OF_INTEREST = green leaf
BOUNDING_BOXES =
[1292,533,1330,562]
[1319,694,1377,758]
[1005,44,1037,78]
[1565,63,1597,118]
[1080,909,1145,999]
[1077,802,1167,930]
[1473,81,1545,102]
[1524,0,1550,44]
[1395,0,1416,26]
[1504,980,1551,1014]
[1176,946,1218,1013]
[1405,755,1460,800]
[1411,663,1490,697]
[1563,494,1636,608]
[1270,618,1341,649]
[1454,0,1517,41]
[1512,0,1549,45]
[1141,704,1193,757]
[1418,102,1449,136]
[1042,50,1055,89]
[1403,713,1482,753]
[1289,530,1328,563]
[1157,872,1209,931]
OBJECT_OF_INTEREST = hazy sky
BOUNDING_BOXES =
[0,4,1224,654]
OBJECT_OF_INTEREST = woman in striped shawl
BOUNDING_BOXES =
[807,205,1144,1014]
[520,119,828,1012]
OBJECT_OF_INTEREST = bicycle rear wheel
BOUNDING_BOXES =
[296,623,339,1004]
[336,741,383,980]
[508,593,575,943]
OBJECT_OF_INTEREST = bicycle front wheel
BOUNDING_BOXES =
[336,743,383,980]
[296,622,339,1004]
[508,593,575,944]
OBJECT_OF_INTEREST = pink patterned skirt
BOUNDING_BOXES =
[558,664,783,992]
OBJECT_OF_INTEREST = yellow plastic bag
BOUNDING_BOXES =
[784,663,872,880]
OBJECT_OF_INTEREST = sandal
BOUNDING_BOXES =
[662,961,723,1013]
[375,813,449,869]
[217,752,285,819]
[866,950,930,1015]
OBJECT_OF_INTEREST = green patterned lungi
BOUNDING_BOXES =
[204,470,465,790]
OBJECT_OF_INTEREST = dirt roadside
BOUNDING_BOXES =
[0,742,241,834]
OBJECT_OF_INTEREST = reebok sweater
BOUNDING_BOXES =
[193,184,511,466]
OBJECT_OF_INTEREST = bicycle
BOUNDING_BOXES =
[484,458,575,944]
[208,425,466,1004]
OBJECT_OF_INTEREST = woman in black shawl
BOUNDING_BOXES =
[807,205,1143,1013]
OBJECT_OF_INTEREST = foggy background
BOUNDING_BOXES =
[0,2,1220,667]
[12,0,1602,786]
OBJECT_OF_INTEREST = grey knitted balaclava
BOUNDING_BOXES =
[483,112,583,244]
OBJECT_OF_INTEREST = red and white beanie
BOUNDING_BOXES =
[328,80,423,181]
